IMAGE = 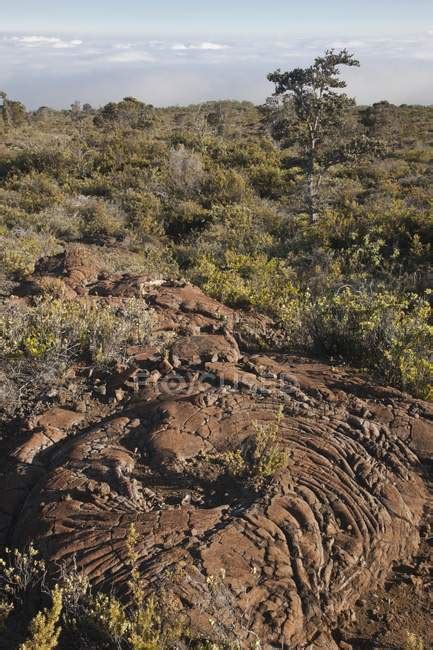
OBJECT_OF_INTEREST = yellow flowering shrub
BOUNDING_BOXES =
[19,586,63,650]
[220,408,288,488]
[86,524,184,649]
[0,296,154,367]
[0,599,14,631]
[307,288,433,398]
[404,632,425,650]
[0,231,62,279]
[0,545,46,602]
[195,251,301,328]
[0,537,256,648]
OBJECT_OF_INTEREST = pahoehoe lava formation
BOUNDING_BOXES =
[0,261,432,649]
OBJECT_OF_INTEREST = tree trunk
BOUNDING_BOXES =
[306,151,318,223]
[0,98,10,128]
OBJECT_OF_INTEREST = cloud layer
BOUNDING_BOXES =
[1,31,432,108]
[9,35,83,48]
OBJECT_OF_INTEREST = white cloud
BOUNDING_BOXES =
[53,40,83,49]
[107,51,155,63]
[171,42,229,51]
[1,32,433,108]
[12,36,58,44]
[9,35,82,49]
[413,49,433,60]
[330,40,368,49]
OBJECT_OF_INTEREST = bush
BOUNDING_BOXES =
[404,633,425,650]
[306,288,433,398]
[0,535,251,649]
[77,197,126,239]
[0,231,62,279]
[249,162,287,198]
[164,199,211,237]
[219,408,288,490]
[194,251,302,331]
[94,97,155,130]
[60,525,186,649]
[7,173,64,213]
[19,586,62,650]
[168,145,205,198]
[87,242,179,278]
[204,166,248,204]
[35,201,85,240]
[0,545,46,604]
[121,190,163,238]
[0,297,155,415]
[194,203,278,262]
[0,296,154,368]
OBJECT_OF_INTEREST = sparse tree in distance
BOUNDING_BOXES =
[0,90,28,128]
[360,100,401,144]
[94,96,155,129]
[267,50,383,221]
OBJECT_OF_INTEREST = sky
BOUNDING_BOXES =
[1,0,433,108]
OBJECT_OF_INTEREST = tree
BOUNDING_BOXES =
[70,100,81,115]
[0,91,10,127]
[94,97,155,129]
[0,90,27,128]
[360,101,401,144]
[267,50,382,221]
[207,102,226,136]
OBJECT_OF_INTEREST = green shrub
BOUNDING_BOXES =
[204,166,248,204]
[19,586,63,650]
[94,97,155,130]
[194,251,302,333]
[0,231,62,279]
[74,524,185,650]
[404,632,425,650]
[0,297,155,415]
[0,204,31,230]
[8,172,64,213]
[164,199,211,236]
[77,197,126,239]
[0,296,154,367]
[249,162,287,198]
[36,201,84,240]
[121,189,163,238]
[220,408,288,489]
[194,203,277,262]
[306,288,433,398]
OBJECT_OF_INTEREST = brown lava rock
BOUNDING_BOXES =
[1,271,432,649]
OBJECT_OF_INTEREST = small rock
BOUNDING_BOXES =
[148,370,162,384]
[115,388,125,402]
[74,401,87,413]
[159,358,173,373]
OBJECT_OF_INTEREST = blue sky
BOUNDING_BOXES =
[5,0,433,35]
[1,1,433,107]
